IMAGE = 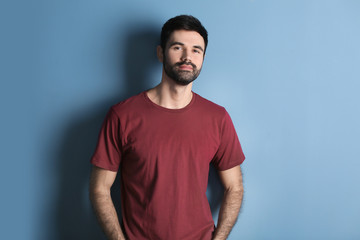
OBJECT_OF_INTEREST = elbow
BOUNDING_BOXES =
[224,184,244,196]
[89,183,110,202]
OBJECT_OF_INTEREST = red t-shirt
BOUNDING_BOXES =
[91,91,245,240]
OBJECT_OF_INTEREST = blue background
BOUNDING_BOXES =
[1,0,359,239]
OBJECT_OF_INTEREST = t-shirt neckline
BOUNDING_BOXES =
[142,91,196,113]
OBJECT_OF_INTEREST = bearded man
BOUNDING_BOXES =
[90,15,245,240]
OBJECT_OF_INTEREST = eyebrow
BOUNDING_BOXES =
[169,41,204,52]
[194,45,204,52]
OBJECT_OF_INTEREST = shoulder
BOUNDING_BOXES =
[110,91,147,116]
[193,92,228,117]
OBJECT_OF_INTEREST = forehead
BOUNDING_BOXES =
[167,30,205,49]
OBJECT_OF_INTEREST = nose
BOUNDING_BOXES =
[180,49,191,62]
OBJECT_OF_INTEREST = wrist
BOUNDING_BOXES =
[212,236,226,240]
[212,228,226,240]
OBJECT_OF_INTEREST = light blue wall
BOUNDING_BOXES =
[1,0,360,239]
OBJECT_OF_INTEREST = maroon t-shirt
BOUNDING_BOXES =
[91,91,245,240]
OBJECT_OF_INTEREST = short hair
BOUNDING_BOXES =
[160,15,208,53]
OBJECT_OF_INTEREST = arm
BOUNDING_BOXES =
[89,166,127,240]
[212,165,244,240]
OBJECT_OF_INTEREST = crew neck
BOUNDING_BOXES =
[142,91,196,113]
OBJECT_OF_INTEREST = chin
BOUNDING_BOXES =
[173,78,196,86]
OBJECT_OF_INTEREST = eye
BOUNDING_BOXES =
[173,46,182,50]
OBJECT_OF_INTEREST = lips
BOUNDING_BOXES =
[178,64,193,70]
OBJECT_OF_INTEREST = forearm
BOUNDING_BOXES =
[90,190,126,240]
[212,187,243,240]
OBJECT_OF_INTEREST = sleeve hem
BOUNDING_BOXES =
[91,157,119,172]
[215,156,245,171]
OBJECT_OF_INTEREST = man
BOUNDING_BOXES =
[90,15,245,240]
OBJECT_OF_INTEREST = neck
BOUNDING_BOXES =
[147,72,193,109]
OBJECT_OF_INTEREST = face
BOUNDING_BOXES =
[160,30,205,86]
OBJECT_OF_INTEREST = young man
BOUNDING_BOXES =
[90,15,245,240]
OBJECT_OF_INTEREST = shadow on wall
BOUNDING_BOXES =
[53,24,223,240]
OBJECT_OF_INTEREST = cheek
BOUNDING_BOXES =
[194,58,204,68]
[166,54,180,65]
[166,49,182,59]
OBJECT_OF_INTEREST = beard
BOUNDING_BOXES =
[163,56,202,86]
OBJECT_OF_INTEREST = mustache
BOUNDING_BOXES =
[175,61,196,69]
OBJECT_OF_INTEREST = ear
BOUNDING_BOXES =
[157,45,164,63]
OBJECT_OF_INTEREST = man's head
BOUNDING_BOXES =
[159,15,208,86]
[160,15,208,54]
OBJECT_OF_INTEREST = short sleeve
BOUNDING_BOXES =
[91,108,122,172]
[211,110,245,171]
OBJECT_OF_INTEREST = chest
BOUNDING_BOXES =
[120,112,221,170]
